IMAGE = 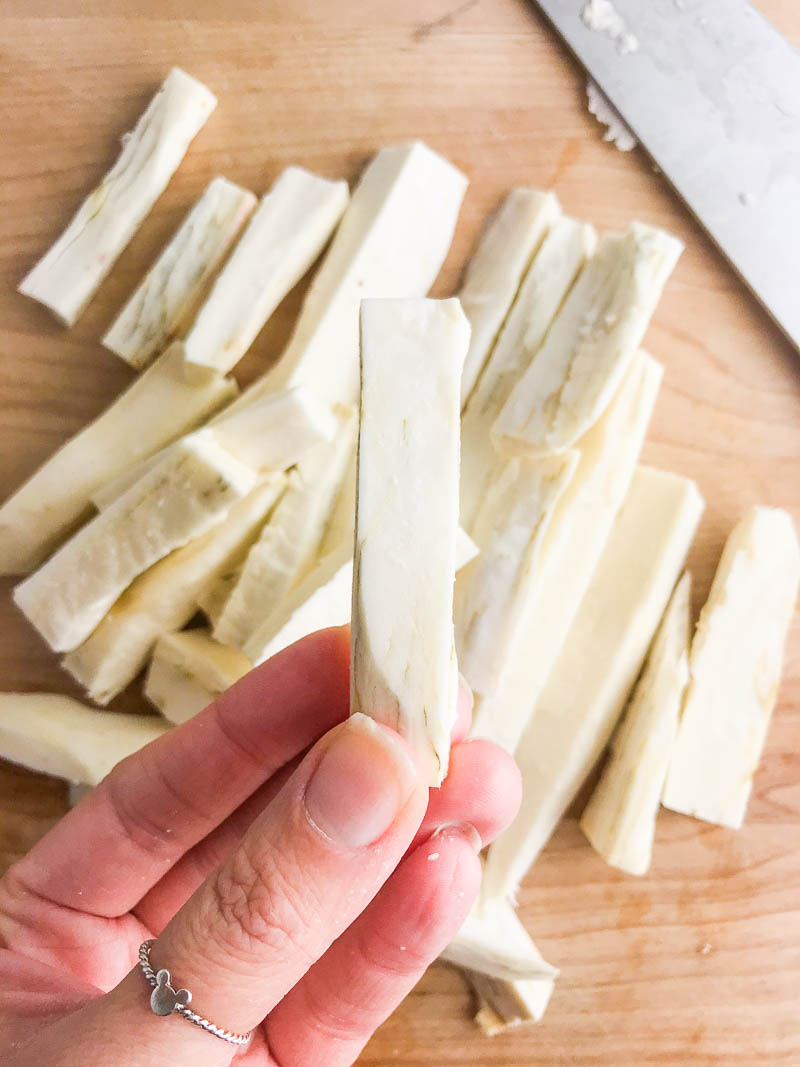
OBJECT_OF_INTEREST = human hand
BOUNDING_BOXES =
[0,628,521,1066]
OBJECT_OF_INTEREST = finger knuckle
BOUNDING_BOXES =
[206,843,318,966]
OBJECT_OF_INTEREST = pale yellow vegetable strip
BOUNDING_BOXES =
[0,343,237,575]
[103,177,257,369]
[145,630,251,725]
[351,298,468,786]
[15,432,257,652]
[458,189,560,407]
[662,507,800,828]
[183,167,349,373]
[0,693,168,786]
[469,972,556,1034]
[213,407,356,649]
[580,572,692,875]
[470,351,663,754]
[441,896,557,982]
[455,450,578,695]
[19,69,216,325]
[493,223,683,455]
[231,141,468,410]
[62,477,285,703]
[460,215,596,533]
[483,466,704,901]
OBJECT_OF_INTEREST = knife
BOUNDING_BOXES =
[531,0,800,353]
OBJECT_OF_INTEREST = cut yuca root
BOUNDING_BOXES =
[351,298,468,786]
[0,343,237,575]
[213,407,357,649]
[183,168,349,373]
[245,520,479,667]
[237,141,468,408]
[455,450,578,695]
[493,223,683,455]
[145,630,251,724]
[580,572,692,875]
[19,69,216,326]
[91,449,171,512]
[103,177,257,368]
[470,351,663,754]
[482,466,704,901]
[460,215,597,532]
[441,896,557,982]
[458,189,560,407]
[469,972,555,1034]
[0,693,168,786]
[88,383,329,510]
[209,439,359,636]
[455,526,480,570]
[14,432,257,653]
[210,385,337,471]
[197,563,243,629]
[246,542,353,666]
[662,507,800,828]
[61,477,285,703]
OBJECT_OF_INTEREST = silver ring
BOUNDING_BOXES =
[138,940,252,1047]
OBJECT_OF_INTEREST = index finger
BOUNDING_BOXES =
[11,627,351,919]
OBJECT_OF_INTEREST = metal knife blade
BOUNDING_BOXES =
[532,0,800,352]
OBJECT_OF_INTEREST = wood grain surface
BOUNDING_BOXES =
[1,2,799,1063]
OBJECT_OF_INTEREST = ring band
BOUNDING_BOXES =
[138,940,252,1047]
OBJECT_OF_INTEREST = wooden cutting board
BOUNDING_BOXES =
[1,2,798,1063]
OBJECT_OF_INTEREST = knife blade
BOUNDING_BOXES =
[532,0,800,353]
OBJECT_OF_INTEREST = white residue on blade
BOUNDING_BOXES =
[581,0,640,55]
[586,80,638,152]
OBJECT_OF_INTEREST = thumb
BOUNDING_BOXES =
[67,714,428,1065]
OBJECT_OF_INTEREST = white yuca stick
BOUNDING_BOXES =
[210,385,337,471]
[468,972,555,1034]
[213,407,356,648]
[460,215,597,532]
[580,572,692,875]
[0,693,168,786]
[235,141,468,409]
[246,542,354,666]
[88,380,326,512]
[145,630,251,724]
[19,69,216,326]
[90,449,169,511]
[197,563,243,629]
[470,351,663,754]
[493,223,683,455]
[455,526,480,570]
[90,382,329,511]
[455,450,578,695]
[351,298,468,786]
[62,477,285,703]
[245,523,480,667]
[183,168,349,373]
[482,467,704,901]
[103,177,257,369]
[0,343,237,575]
[440,896,557,982]
[316,451,358,559]
[458,189,560,407]
[662,507,800,828]
[14,431,258,653]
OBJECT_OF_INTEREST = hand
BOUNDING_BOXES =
[0,628,521,1066]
